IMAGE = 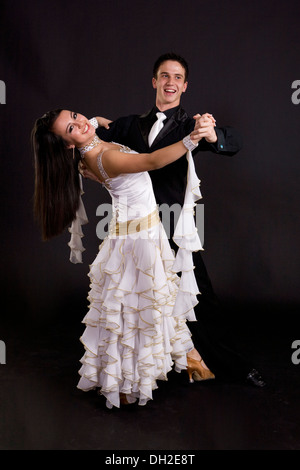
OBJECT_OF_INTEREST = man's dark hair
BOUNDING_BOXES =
[153,53,189,81]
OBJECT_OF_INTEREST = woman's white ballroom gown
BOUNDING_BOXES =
[68,145,203,409]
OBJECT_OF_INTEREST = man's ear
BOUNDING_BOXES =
[183,81,188,93]
[152,77,157,90]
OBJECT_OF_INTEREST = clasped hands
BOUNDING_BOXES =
[190,113,217,144]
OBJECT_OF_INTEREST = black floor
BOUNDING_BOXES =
[0,302,299,451]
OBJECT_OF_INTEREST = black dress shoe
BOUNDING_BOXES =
[245,369,266,388]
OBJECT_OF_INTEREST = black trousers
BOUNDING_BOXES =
[169,240,253,381]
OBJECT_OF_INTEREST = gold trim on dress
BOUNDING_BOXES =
[110,209,160,236]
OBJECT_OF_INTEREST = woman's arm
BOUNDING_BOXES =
[100,115,202,178]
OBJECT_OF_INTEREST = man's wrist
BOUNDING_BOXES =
[205,128,217,143]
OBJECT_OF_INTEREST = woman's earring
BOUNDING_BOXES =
[72,147,75,160]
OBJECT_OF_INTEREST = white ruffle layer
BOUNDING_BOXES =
[68,175,88,264]
[75,150,203,408]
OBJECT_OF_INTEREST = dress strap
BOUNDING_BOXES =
[97,151,110,181]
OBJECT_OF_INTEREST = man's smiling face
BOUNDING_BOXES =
[152,60,188,111]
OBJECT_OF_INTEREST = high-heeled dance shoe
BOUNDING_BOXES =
[187,357,215,383]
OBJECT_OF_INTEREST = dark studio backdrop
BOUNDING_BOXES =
[1,0,299,324]
[0,1,299,364]
[1,0,300,453]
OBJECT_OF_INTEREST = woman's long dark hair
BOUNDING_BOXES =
[32,109,82,240]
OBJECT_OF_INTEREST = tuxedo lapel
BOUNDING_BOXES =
[138,107,188,148]
[138,110,152,147]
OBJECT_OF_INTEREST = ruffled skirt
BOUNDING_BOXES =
[77,223,195,409]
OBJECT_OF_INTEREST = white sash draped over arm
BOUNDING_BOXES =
[172,150,203,321]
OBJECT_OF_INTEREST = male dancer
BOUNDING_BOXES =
[95,52,265,387]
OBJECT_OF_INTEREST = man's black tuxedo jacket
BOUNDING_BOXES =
[96,106,242,210]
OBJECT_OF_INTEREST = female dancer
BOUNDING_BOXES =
[32,109,215,409]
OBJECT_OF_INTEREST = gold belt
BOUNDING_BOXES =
[110,209,160,236]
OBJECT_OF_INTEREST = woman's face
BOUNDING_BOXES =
[51,110,96,147]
